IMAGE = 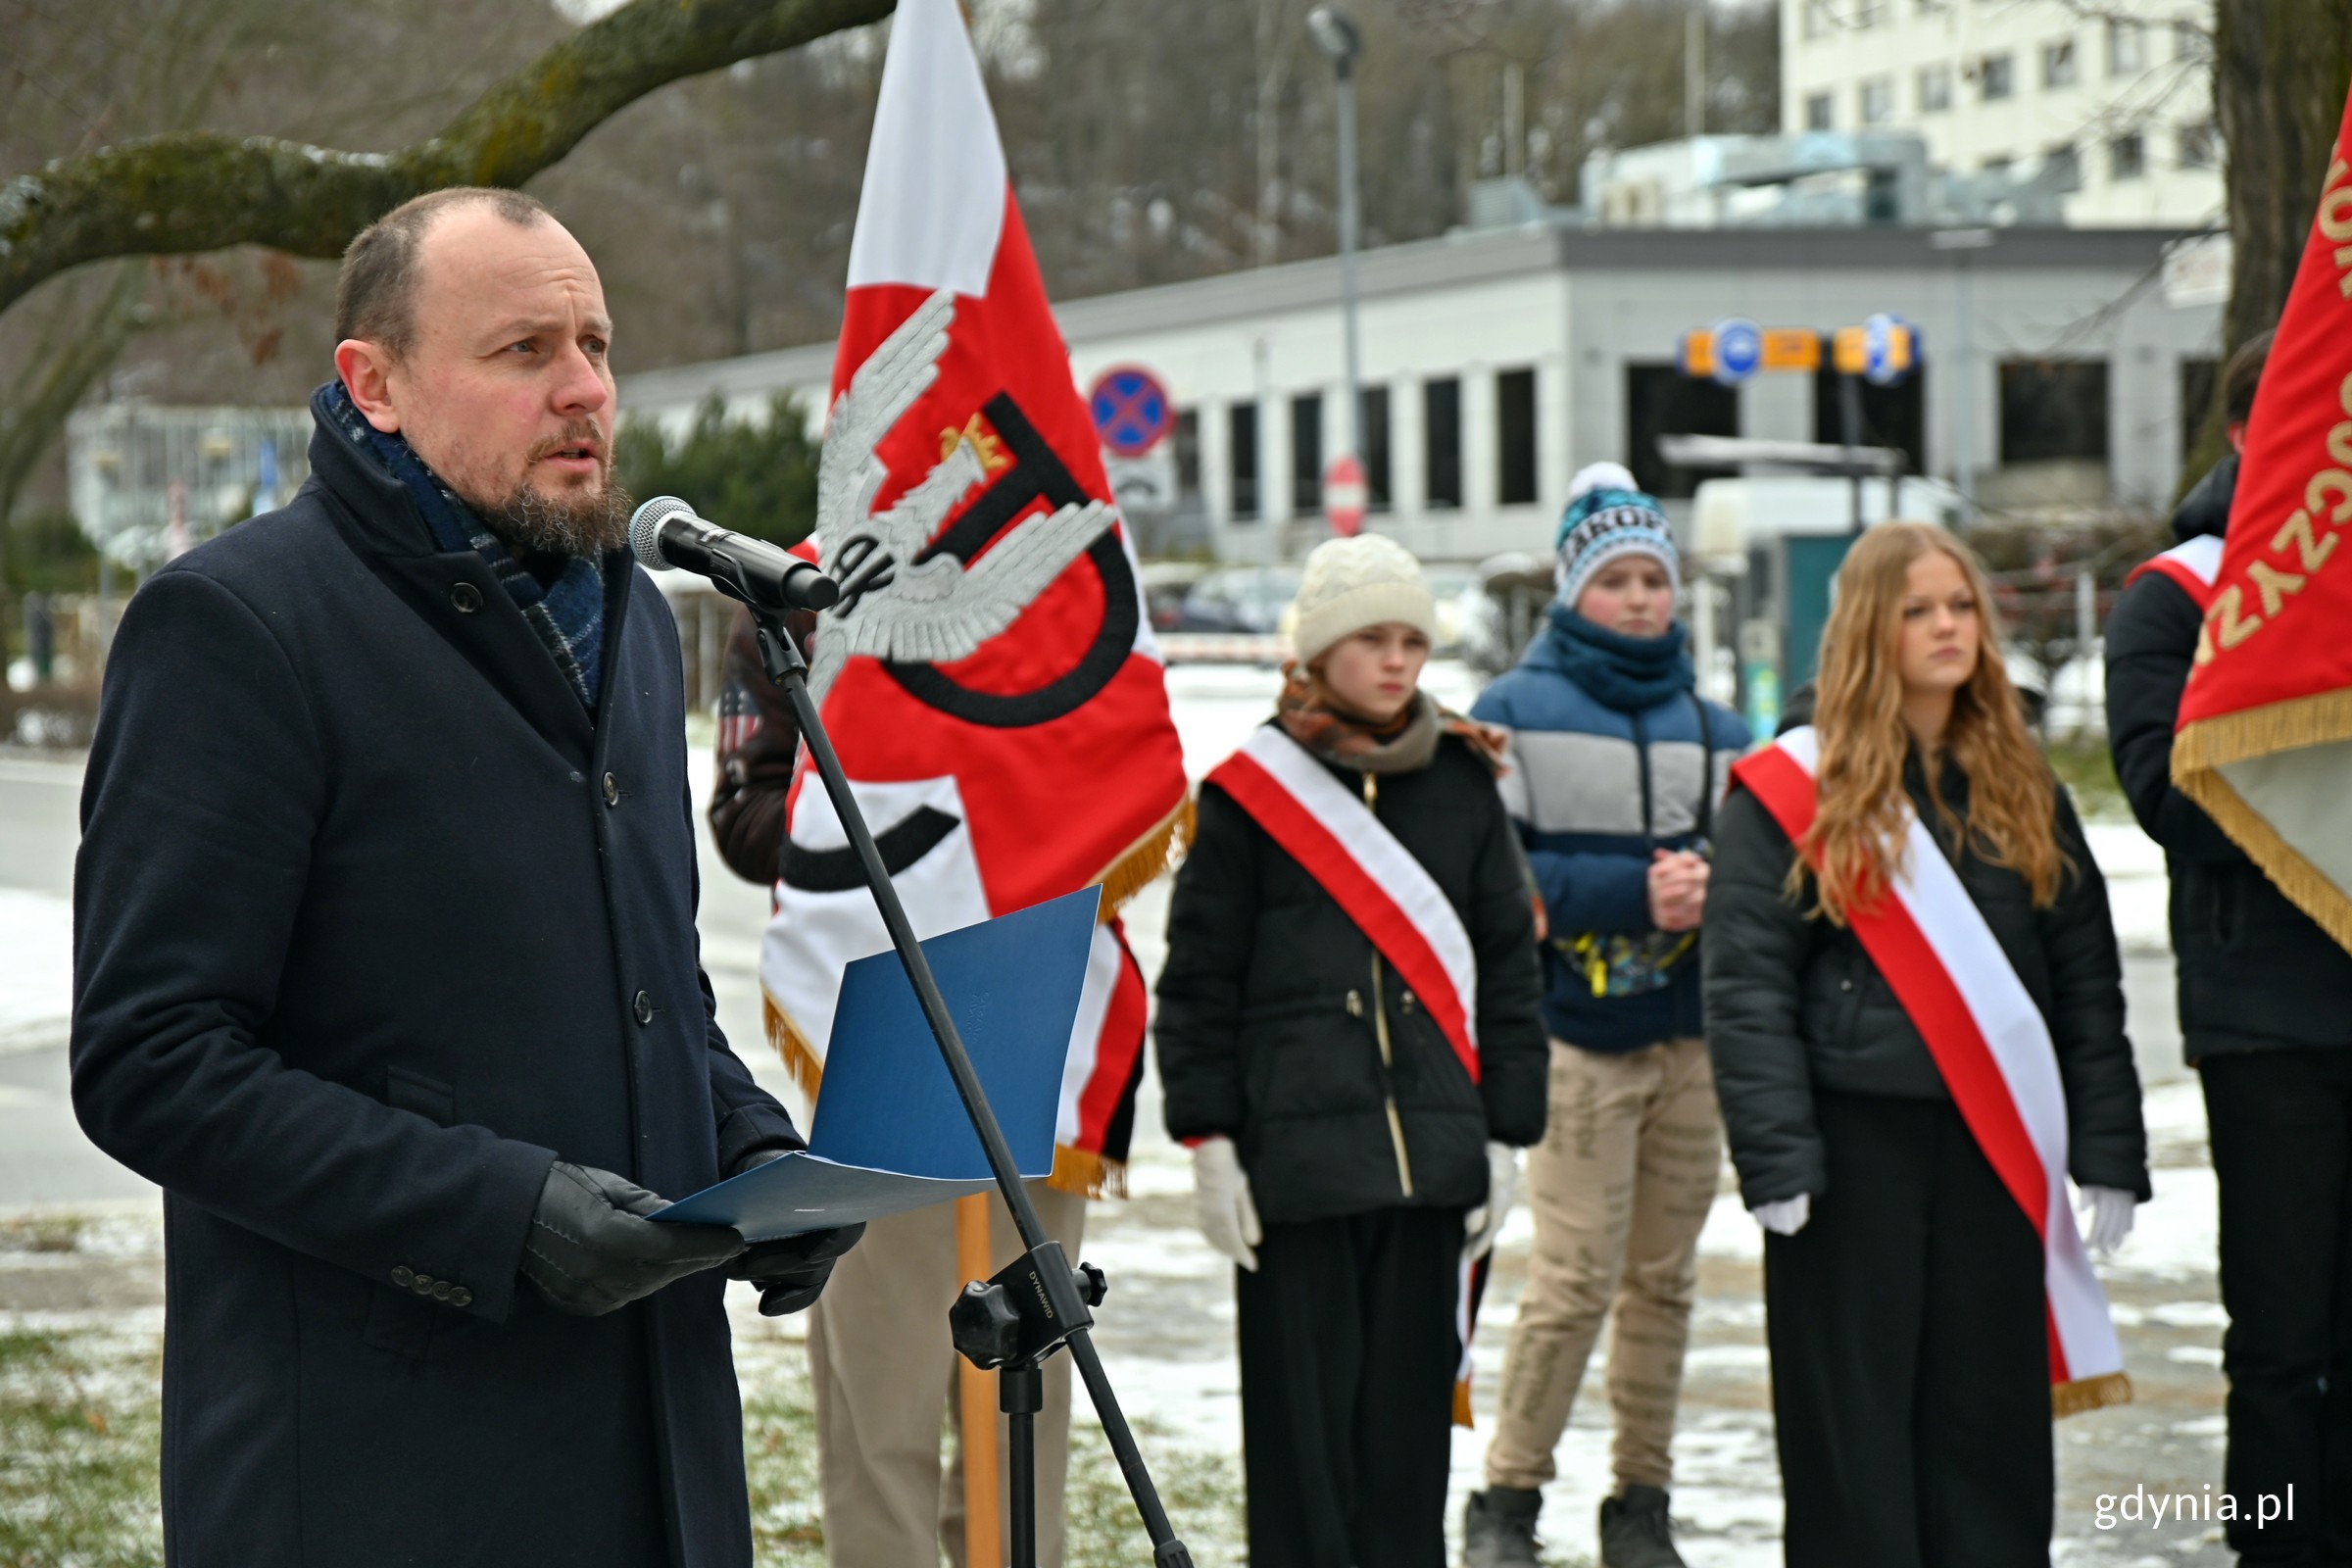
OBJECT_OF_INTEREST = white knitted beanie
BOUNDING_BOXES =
[1289,534,1438,664]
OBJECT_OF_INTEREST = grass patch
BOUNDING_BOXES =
[0,1215,90,1255]
[2046,736,2127,820]
[0,1326,164,1568]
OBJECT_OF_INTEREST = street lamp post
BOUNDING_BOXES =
[1308,6,1364,470]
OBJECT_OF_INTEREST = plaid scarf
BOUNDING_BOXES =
[1273,661,1509,775]
[320,380,606,710]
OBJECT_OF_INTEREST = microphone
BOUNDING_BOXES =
[629,497,840,612]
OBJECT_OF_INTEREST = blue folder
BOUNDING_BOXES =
[652,887,1099,1242]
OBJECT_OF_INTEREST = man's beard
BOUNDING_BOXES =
[477,467,635,559]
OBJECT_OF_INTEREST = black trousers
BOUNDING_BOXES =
[2202,1048,2352,1566]
[1236,1205,1466,1568]
[1763,1093,2052,1568]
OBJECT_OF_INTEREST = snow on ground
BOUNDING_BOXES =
[0,887,73,1054]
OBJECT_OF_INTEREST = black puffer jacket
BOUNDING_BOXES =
[1702,751,2149,1208]
[2104,456,2352,1060]
[1155,726,1548,1226]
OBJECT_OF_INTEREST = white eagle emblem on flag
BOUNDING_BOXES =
[808,288,1117,709]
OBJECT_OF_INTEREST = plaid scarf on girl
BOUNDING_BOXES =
[321,380,606,710]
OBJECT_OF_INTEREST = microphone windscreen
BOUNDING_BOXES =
[629,496,697,568]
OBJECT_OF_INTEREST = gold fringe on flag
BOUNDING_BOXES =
[763,988,826,1102]
[1452,1381,1476,1429]
[1094,795,1196,919]
[2173,688,2352,953]
[2051,1370,2133,1420]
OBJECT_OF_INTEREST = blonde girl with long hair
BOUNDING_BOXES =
[1700,523,2148,1567]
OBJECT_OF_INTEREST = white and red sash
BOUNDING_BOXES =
[1731,727,2131,1415]
[1203,725,1481,1085]
[2124,533,2223,611]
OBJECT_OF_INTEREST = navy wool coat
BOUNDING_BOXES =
[71,391,801,1568]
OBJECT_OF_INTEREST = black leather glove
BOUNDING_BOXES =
[519,1161,745,1317]
[722,1147,863,1315]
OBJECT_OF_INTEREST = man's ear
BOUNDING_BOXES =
[334,340,402,434]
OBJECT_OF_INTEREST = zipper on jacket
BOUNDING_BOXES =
[1362,771,1415,1199]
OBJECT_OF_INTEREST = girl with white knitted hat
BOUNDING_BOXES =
[1154,533,1549,1568]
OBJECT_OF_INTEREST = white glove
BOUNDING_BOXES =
[1463,1142,1519,1262]
[1751,1194,1811,1236]
[1191,1137,1261,1271]
[2078,1185,2135,1255]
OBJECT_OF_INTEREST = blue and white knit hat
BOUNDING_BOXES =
[1553,462,1681,608]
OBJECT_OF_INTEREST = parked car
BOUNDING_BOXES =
[1175,565,1301,634]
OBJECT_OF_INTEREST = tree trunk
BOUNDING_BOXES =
[0,0,894,318]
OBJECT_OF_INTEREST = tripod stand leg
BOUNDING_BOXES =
[1001,1361,1044,1568]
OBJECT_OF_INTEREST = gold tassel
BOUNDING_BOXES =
[1046,1144,1129,1200]
[762,989,826,1102]
[1452,1381,1476,1429]
[1094,796,1197,918]
[2051,1370,2133,1419]
[2175,702,2352,953]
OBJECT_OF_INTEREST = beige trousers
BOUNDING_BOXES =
[807,1181,1089,1568]
[1484,1036,1722,1494]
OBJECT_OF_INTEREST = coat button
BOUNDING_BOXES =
[603,771,620,807]
[430,1281,454,1301]
[450,582,482,613]
[1346,990,1364,1017]
[391,1265,415,1288]
[1401,990,1417,1012]
[634,990,655,1025]
[1839,978,1855,993]
[450,1286,473,1308]
[412,1272,435,1296]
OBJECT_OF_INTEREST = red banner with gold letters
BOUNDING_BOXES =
[2175,82,2352,951]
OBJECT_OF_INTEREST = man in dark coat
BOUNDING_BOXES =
[72,187,855,1568]
[2106,329,2352,1564]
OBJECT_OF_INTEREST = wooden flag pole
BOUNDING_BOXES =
[955,1193,1004,1568]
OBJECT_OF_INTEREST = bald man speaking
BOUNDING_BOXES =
[71,188,858,1567]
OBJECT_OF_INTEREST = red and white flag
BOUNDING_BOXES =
[1733,727,2132,1416]
[2173,83,2352,953]
[760,0,1186,1196]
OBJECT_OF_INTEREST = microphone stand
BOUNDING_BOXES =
[742,599,1195,1568]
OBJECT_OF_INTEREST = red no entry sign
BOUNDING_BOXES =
[1088,366,1173,458]
[1323,454,1367,537]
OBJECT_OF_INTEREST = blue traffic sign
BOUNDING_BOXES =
[1860,312,1918,387]
[1089,366,1173,458]
[1711,318,1764,387]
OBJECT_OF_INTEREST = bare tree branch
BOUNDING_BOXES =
[0,0,895,317]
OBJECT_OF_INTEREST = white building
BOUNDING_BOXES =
[624,220,2223,565]
[1784,0,2221,229]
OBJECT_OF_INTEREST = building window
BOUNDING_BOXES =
[1496,368,1539,507]
[1801,0,1834,40]
[2045,142,2082,190]
[1291,393,1323,514]
[1917,0,1949,13]
[1813,370,1928,479]
[1805,91,1835,131]
[1228,402,1257,520]
[2111,132,2146,180]
[1983,154,2014,180]
[1999,360,2110,465]
[2175,20,2210,63]
[1174,409,1200,503]
[1625,364,1739,501]
[2179,122,2220,170]
[2106,19,2146,75]
[1423,378,1462,510]
[1362,386,1393,513]
[1854,0,1887,25]
[1980,53,2014,100]
[2041,37,2078,89]
[1860,75,1895,125]
[1918,65,1953,113]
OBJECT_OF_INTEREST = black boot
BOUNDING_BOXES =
[1461,1486,1543,1568]
[1597,1484,1686,1568]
